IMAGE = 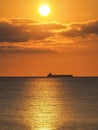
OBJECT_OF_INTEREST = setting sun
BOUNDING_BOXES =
[39,4,51,16]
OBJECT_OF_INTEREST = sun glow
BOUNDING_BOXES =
[39,4,51,16]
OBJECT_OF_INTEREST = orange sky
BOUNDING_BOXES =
[0,0,98,76]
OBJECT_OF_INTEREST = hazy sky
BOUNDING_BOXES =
[0,0,98,76]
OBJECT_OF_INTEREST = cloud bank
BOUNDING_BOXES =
[0,19,98,53]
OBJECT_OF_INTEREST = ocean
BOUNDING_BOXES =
[0,77,98,130]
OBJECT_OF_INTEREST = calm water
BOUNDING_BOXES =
[0,77,98,130]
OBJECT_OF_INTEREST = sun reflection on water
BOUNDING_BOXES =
[39,128,50,130]
[26,78,73,130]
[28,78,62,130]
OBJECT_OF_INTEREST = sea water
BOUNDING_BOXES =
[0,77,98,130]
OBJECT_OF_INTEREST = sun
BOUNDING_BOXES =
[39,4,51,16]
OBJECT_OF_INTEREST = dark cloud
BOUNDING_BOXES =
[0,19,98,43]
[0,22,51,42]
[0,43,55,54]
[0,19,98,53]
[10,19,39,24]
[0,19,65,42]
[61,20,98,38]
[0,21,31,42]
[81,20,98,35]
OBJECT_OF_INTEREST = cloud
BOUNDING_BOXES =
[61,20,98,38]
[0,46,55,54]
[0,19,98,43]
[0,21,50,42]
[0,42,56,54]
[0,19,65,42]
[0,19,98,53]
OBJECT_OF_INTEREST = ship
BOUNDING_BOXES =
[47,73,73,78]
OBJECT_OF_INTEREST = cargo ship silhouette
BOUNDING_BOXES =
[47,73,73,78]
